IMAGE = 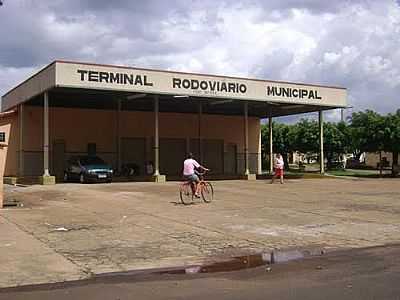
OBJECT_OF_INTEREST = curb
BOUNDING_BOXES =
[0,246,329,292]
[96,246,327,277]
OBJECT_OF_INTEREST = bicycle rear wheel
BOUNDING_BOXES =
[180,183,193,205]
[201,182,214,203]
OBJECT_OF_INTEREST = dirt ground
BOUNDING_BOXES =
[1,177,400,287]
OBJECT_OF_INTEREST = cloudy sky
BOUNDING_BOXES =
[0,0,399,121]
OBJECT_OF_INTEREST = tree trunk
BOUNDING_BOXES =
[392,151,399,177]
[282,153,290,171]
[327,152,333,170]
[379,151,382,178]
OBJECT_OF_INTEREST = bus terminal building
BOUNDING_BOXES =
[0,60,347,187]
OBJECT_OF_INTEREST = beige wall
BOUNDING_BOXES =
[365,152,399,168]
[16,106,261,176]
[0,113,19,178]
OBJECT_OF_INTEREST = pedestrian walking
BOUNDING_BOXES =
[271,153,284,184]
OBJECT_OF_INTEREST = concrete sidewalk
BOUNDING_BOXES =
[1,178,400,287]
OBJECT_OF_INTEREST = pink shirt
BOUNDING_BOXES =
[183,158,200,176]
[275,157,284,169]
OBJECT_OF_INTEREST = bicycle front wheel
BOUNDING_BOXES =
[180,183,193,205]
[201,182,214,203]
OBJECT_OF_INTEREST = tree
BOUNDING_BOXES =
[323,121,350,168]
[261,122,294,170]
[349,110,386,175]
[290,119,319,162]
[384,110,400,175]
[272,123,293,169]
[350,110,386,154]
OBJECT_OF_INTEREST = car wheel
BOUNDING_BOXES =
[63,172,69,182]
[79,173,85,184]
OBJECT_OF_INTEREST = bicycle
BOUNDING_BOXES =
[179,171,214,205]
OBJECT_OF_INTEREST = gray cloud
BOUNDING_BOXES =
[1,0,399,119]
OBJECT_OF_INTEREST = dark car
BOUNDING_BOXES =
[64,156,113,183]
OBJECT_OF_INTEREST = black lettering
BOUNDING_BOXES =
[124,74,134,85]
[110,72,120,83]
[182,79,190,89]
[275,87,282,96]
[239,84,247,93]
[172,78,181,88]
[134,75,143,85]
[77,69,88,81]
[209,81,217,91]
[301,89,308,98]
[144,75,153,86]
[228,83,235,93]
[292,89,299,97]
[315,90,322,99]
[200,81,208,90]
[308,90,315,99]
[99,72,109,83]
[282,88,289,97]
[220,82,227,92]
[266,86,275,96]
[88,71,99,82]
[191,80,199,89]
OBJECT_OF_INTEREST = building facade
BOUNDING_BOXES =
[0,60,347,186]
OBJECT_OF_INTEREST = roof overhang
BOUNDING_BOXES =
[1,60,347,116]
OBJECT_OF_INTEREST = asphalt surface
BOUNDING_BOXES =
[1,244,400,300]
[2,178,400,288]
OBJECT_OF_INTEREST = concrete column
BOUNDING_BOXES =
[244,101,250,176]
[152,96,165,182]
[117,99,122,171]
[269,116,273,174]
[319,110,325,174]
[43,92,50,176]
[198,101,203,164]
[154,95,160,176]
[41,92,55,184]
[18,104,24,176]
[257,128,262,175]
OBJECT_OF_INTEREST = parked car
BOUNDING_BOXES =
[64,156,113,183]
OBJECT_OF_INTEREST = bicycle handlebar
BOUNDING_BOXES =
[195,169,210,176]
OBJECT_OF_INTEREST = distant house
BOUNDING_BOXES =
[365,152,400,168]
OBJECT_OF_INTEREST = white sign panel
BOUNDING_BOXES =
[56,62,347,107]
[2,61,347,112]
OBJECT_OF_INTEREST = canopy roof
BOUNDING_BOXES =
[2,60,347,117]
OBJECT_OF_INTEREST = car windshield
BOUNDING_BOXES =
[79,156,106,166]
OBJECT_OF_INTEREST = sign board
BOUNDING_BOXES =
[1,60,347,111]
[56,62,347,108]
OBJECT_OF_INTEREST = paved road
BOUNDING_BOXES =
[1,178,400,287]
[1,245,400,300]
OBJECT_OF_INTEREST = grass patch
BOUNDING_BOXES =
[327,169,392,178]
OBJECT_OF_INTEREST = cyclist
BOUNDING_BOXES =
[183,153,209,198]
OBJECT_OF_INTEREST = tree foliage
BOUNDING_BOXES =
[261,109,400,174]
